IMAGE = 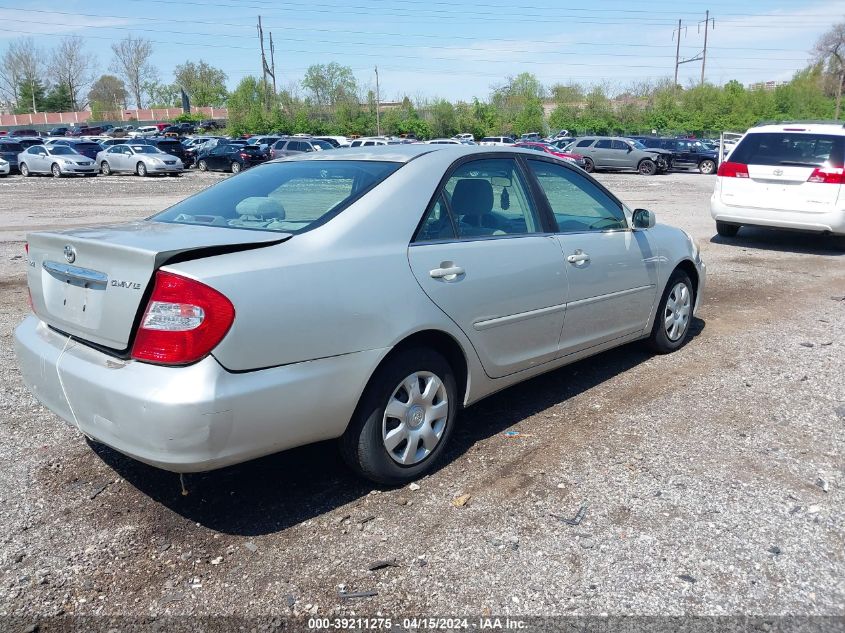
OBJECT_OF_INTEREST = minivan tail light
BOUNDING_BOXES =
[131,271,235,365]
[717,161,749,178]
[807,167,845,184]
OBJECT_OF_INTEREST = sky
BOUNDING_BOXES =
[0,0,842,103]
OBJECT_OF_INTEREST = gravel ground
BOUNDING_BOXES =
[0,168,843,621]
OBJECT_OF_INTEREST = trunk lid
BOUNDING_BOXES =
[27,221,288,351]
[720,164,840,213]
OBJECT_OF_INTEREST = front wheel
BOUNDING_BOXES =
[638,159,657,176]
[647,271,694,354]
[231,161,241,174]
[716,221,740,237]
[51,163,62,178]
[20,162,30,177]
[197,160,208,171]
[101,161,111,175]
[699,159,716,175]
[582,157,595,173]
[136,162,147,177]
[340,349,457,485]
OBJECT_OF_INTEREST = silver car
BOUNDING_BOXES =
[18,144,97,177]
[15,145,705,485]
[0,157,9,176]
[96,143,183,176]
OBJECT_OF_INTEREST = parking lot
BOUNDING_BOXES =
[0,170,843,618]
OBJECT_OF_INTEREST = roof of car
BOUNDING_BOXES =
[747,122,845,135]
[270,144,566,164]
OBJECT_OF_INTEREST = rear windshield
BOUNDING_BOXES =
[130,145,160,154]
[0,142,24,152]
[153,160,402,234]
[731,132,844,168]
[75,143,101,151]
[157,141,181,148]
[49,146,77,155]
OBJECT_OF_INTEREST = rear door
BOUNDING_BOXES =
[592,139,614,167]
[719,131,844,213]
[526,158,658,354]
[408,156,569,378]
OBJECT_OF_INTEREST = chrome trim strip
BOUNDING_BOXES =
[43,261,108,287]
[567,285,654,308]
[473,302,567,331]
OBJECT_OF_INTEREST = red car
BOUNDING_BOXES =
[514,141,587,169]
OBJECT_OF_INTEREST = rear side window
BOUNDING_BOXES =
[730,132,844,167]
[595,140,612,149]
[153,160,401,234]
[575,139,593,148]
[611,140,629,150]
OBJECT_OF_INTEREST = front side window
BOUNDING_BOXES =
[527,159,627,232]
[442,158,542,238]
[611,140,630,150]
[595,139,612,149]
[575,139,593,148]
[153,160,401,234]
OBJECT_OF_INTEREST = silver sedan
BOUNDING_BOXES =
[0,157,9,176]
[15,145,705,484]
[18,145,97,177]
[96,143,183,176]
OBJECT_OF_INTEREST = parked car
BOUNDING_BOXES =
[514,141,587,169]
[18,144,97,177]
[195,144,268,173]
[0,130,7,136]
[478,136,516,146]
[0,139,24,172]
[8,128,39,137]
[129,126,159,138]
[154,123,170,132]
[314,135,350,147]
[710,121,845,241]
[48,127,70,137]
[44,139,103,161]
[16,137,45,150]
[68,126,104,137]
[270,138,334,159]
[348,137,388,148]
[108,127,129,138]
[100,138,128,148]
[173,122,195,135]
[0,157,9,176]
[135,138,189,164]
[96,143,184,176]
[198,119,224,131]
[15,144,704,484]
[453,133,474,142]
[426,138,463,144]
[520,132,542,142]
[631,137,718,174]
[567,136,672,175]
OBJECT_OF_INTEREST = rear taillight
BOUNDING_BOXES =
[239,152,249,159]
[131,271,235,365]
[807,167,845,184]
[717,161,749,178]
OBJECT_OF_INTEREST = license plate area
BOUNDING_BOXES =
[41,261,108,328]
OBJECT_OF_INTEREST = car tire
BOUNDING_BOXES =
[647,271,694,354]
[340,348,457,486]
[136,162,147,177]
[198,160,208,171]
[101,161,111,175]
[582,157,595,173]
[51,163,62,178]
[699,159,716,175]
[638,159,657,176]
[231,161,241,174]
[716,221,740,237]
[20,163,30,177]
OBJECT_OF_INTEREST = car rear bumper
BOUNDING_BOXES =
[710,195,845,235]
[14,315,385,473]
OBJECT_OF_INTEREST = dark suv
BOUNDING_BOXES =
[0,139,24,172]
[135,137,188,162]
[631,137,718,174]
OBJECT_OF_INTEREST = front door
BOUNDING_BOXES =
[525,158,659,355]
[408,157,569,378]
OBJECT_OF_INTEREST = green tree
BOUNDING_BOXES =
[89,74,128,111]
[15,78,46,113]
[227,75,271,135]
[302,62,357,108]
[144,81,179,108]
[43,83,73,112]
[173,60,228,107]
[431,99,457,137]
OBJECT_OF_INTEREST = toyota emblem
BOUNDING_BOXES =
[773,168,783,176]
[63,245,76,264]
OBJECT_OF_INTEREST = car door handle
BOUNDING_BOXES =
[429,265,465,280]
[566,251,590,264]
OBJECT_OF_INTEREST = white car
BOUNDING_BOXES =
[129,126,159,138]
[350,137,388,147]
[427,138,462,145]
[453,133,474,142]
[710,122,845,239]
[479,136,516,147]
[0,157,9,176]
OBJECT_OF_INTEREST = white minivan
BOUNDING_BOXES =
[710,122,844,240]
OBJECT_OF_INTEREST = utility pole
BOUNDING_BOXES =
[699,10,715,85]
[672,19,684,88]
[257,16,276,109]
[269,32,277,97]
[374,66,381,136]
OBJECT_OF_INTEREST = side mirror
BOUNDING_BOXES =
[632,208,655,229]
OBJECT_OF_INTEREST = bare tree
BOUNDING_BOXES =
[110,35,156,109]
[48,36,96,111]
[0,38,43,112]
[814,22,845,119]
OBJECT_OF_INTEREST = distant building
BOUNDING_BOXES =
[748,80,788,92]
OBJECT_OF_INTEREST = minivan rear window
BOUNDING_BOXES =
[153,160,402,233]
[730,132,844,168]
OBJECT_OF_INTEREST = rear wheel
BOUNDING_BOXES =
[716,221,740,237]
[51,163,62,178]
[231,161,241,174]
[100,161,111,175]
[340,348,457,485]
[582,157,595,173]
[197,159,208,171]
[699,159,716,175]
[19,162,30,177]
[638,159,657,176]
[648,271,694,354]
[136,162,147,177]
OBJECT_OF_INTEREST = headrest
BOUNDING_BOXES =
[451,179,493,217]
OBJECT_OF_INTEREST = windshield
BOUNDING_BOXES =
[130,145,161,154]
[312,140,334,150]
[49,146,77,155]
[629,140,647,150]
[153,160,402,233]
